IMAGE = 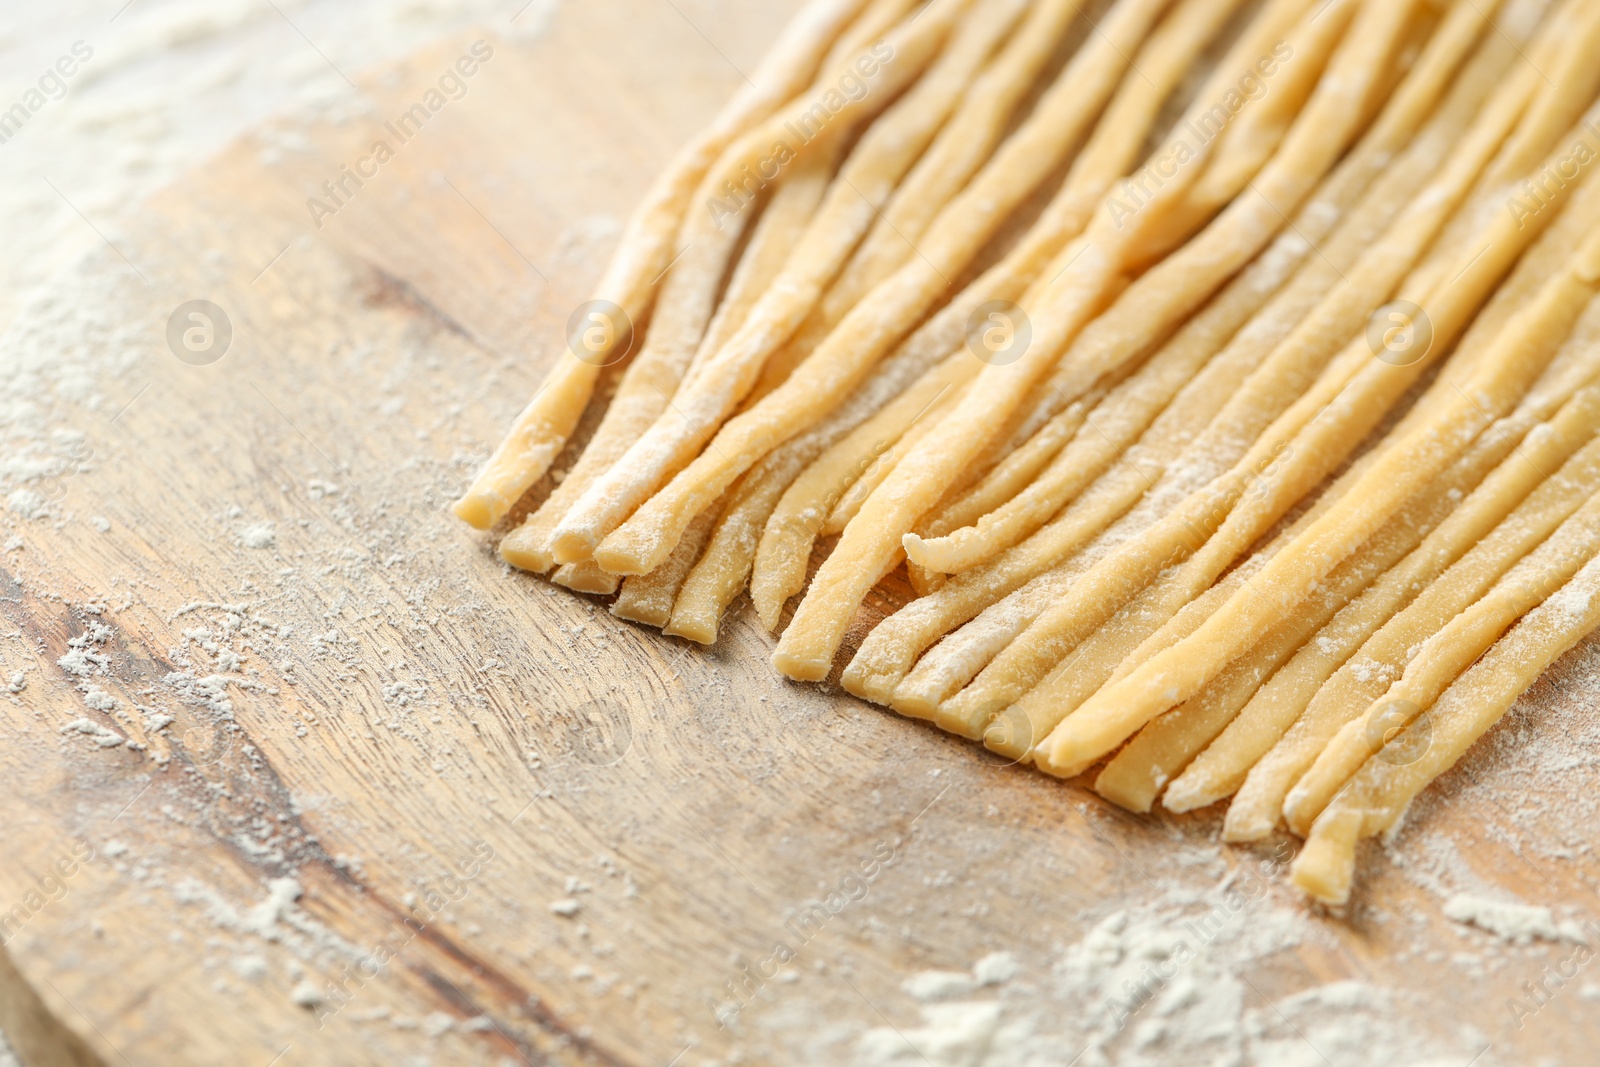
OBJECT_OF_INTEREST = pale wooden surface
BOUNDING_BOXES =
[2,3,1598,1065]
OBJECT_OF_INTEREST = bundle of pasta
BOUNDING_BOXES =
[458,0,1600,905]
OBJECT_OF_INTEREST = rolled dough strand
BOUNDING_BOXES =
[1121,0,1383,264]
[1028,0,1534,479]
[975,442,1384,751]
[1009,0,1522,494]
[1040,117,1600,760]
[1159,180,1600,812]
[903,282,1261,576]
[803,0,1089,344]
[1117,384,1585,698]
[1286,486,1600,833]
[998,258,1538,761]
[846,191,1373,707]
[1002,0,1401,426]
[997,0,1505,456]
[500,142,842,574]
[552,560,621,595]
[610,499,724,626]
[776,0,1390,680]
[664,473,794,642]
[923,400,1099,543]
[823,382,971,535]
[882,466,1161,714]
[515,0,960,572]
[454,0,874,529]
[695,0,1029,405]
[636,203,1036,627]
[1104,397,1556,700]
[669,379,966,642]
[1171,390,1600,816]
[549,0,1014,565]
[1478,0,1600,190]
[1043,218,1600,778]
[908,69,1516,585]
[594,0,1222,579]
[1292,552,1600,906]
[1090,402,1559,809]
[837,0,1249,591]
[758,355,978,612]
[671,317,988,639]
[663,476,772,643]
[930,325,1388,735]
[1141,0,1502,265]
[973,447,1388,753]
[757,0,1321,632]
[1224,411,1600,839]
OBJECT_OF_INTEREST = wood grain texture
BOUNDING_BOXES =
[1,2,1597,1065]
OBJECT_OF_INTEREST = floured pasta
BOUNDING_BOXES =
[459,0,1600,904]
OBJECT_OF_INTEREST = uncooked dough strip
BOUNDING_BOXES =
[1291,552,1600,906]
[995,0,1513,522]
[971,442,1383,750]
[1167,302,1600,814]
[453,0,874,529]
[902,286,1252,575]
[610,500,725,627]
[665,372,972,642]
[778,0,1428,680]
[500,140,843,573]
[843,126,1425,709]
[1044,210,1600,779]
[765,0,1237,612]
[803,0,1089,346]
[1222,403,1600,839]
[553,560,622,596]
[549,0,1002,564]
[822,382,971,534]
[1286,483,1600,832]
[593,0,1208,578]
[1024,98,1600,768]
[882,466,1159,714]
[1089,392,1582,809]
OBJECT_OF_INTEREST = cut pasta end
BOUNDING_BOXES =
[1093,765,1158,814]
[552,562,621,595]
[499,528,554,575]
[840,661,893,704]
[594,528,668,576]
[772,647,831,682]
[1220,801,1278,843]
[932,700,995,742]
[663,615,717,645]
[1282,785,1324,839]
[979,707,1035,760]
[610,599,672,628]
[1161,775,1223,814]
[452,492,501,531]
[1290,811,1363,906]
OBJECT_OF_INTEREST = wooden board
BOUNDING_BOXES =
[2,2,1598,1064]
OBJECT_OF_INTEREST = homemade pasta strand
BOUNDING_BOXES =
[1291,552,1600,905]
[593,0,1206,578]
[454,0,874,529]
[549,0,980,564]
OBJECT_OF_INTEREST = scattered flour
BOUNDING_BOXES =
[1441,894,1583,944]
[851,882,1481,1067]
